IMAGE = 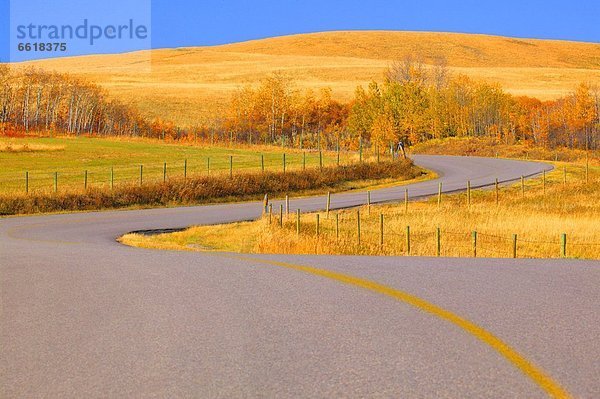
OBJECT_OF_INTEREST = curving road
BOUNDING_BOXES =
[1,155,599,398]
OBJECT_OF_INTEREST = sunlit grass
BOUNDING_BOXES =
[0,135,349,194]
[20,31,600,126]
[123,159,600,260]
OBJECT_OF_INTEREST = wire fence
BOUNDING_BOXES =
[0,151,362,195]
[264,208,599,260]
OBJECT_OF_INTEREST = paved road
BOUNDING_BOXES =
[1,155,598,398]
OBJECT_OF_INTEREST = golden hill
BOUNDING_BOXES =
[22,31,600,126]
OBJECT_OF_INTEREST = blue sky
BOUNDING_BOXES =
[2,0,599,61]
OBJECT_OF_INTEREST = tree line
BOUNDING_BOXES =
[1,61,598,150]
[0,65,154,138]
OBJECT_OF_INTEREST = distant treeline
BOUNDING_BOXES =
[1,59,598,150]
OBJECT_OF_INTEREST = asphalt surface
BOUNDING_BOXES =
[1,155,598,398]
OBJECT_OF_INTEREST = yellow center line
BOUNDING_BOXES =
[218,253,570,399]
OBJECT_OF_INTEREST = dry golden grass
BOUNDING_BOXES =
[123,159,600,260]
[16,31,600,126]
[0,141,65,153]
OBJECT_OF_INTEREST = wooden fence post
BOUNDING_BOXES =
[543,170,546,195]
[296,209,300,235]
[110,167,114,189]
[437,182,442,207]
[229,156,233,178]
[139,165,143,186]
[54,172,58,192]
[163,162,167,182]
[467,180,471,207]
[319,151,323,169]
[335,213,339,239]
[84,170,88,190]
[521,176,525,198]
[367,190,371,214]
[406,226,411,255]
[560,233,567,258]
[316,214,320,236]
[283,153,286,173]
[495,178,499,206]
[326,191,331,219]
[472,231,477,257]
[269,204,273,224]
[436,227,441,257]
[379,213,384,249]
[207,157,211,175]
[184,159,187,179]
[279,204,283,227]
[25,171,29,194]
[512,234,517,259]
[356,209,361,245]
[261,154,264,173]
[303,152,306,170]
[404,188,408,213]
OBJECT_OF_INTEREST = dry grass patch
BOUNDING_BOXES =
[124,160,600,260]
[0,141,65,153]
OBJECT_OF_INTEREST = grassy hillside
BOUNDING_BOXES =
[22,31,600,126]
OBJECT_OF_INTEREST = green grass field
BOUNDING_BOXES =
[0,137,350,194]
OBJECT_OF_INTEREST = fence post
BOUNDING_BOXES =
[512,234,517,258]
[207,157,211,175]
[521,176,525,198]
[285,195,289,216]
[472,231,477,257]
[377,144,380,163]
[163,162,167,182]
[184,159,187,179]
[279,204,283,227]
[261,154,264,173]
[303,152,306,170]
[296,209,300,235]
[560,233,567,258]
[543,170,546,195]
[406,225,411,255]
[316,214,320,236]
[319,151,323,169]
[110,167,114,189]
[379,213,384,249]
[367,191,371,214]
[326,191,331,219]
[53,172,58,193]
[84,170,88,190]
[436,227,441,257]
[25,171,29,194]
[283,153,286,173]
[437,182,442,207]
[467,180,471,207]
[495,178,499,206]
[229,156,233,178]
[139,165,143,186]
[356,209,361,245]
[269,204,273,224]
[404,188,408,213]
[335,213,339,239]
